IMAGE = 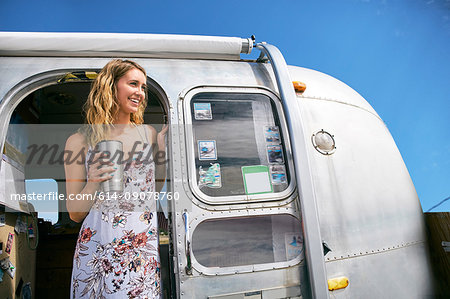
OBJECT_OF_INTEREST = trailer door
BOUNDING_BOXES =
[171,86,305,298]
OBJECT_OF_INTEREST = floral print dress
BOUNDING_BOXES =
[71,132,161,299]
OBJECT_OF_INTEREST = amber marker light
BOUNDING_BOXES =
[328,276,349,291]
[292,81,307,93]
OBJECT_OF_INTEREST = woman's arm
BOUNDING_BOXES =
[64,133,114,223]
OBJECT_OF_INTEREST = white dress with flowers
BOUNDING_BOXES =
[70,135,161,298]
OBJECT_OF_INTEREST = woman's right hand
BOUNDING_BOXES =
[86,152,116,185]
[65,133,115,223]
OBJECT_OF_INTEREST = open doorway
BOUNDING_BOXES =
[3,72,171,297]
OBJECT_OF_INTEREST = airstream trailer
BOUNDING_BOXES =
[0,32,436,298]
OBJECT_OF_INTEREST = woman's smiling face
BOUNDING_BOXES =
[115,68,147,115]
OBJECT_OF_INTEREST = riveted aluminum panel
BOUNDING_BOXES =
[297,97,434,298]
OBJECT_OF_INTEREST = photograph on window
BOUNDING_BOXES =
[198,140,217,160]
[198,163,222,188]
[270,165,287,185]
[194,102,212,120]
[267,145,284,164]
[284,232,304,260]
[264,126,280,144]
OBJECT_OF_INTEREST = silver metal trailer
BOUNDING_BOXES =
[0,32,435,298]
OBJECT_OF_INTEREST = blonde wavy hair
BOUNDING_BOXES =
[82,59,148,146]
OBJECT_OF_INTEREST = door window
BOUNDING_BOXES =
[185,89,294,203]
[192,214,303,268]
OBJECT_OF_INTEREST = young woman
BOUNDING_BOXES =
[64,59,167,298]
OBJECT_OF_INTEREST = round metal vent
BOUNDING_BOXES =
[312,129,336,155]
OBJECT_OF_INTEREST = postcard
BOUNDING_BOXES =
[194,102,212,120]
[267,145,284,164]
[198,140,217,160]
[270,165,287,184]
[198,163,222,188]
[285,233,304,260]
[264,126,281,144]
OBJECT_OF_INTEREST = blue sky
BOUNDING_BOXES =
[1,0,449,212]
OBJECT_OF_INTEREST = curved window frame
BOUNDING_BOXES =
[182,86,296,205]
[188,212,305,276]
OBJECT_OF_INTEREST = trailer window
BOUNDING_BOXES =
[189,92,291,199]
[192,214,303,268]
[25,179,59,224]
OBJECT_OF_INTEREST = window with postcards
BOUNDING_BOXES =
[184,87,295,204]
